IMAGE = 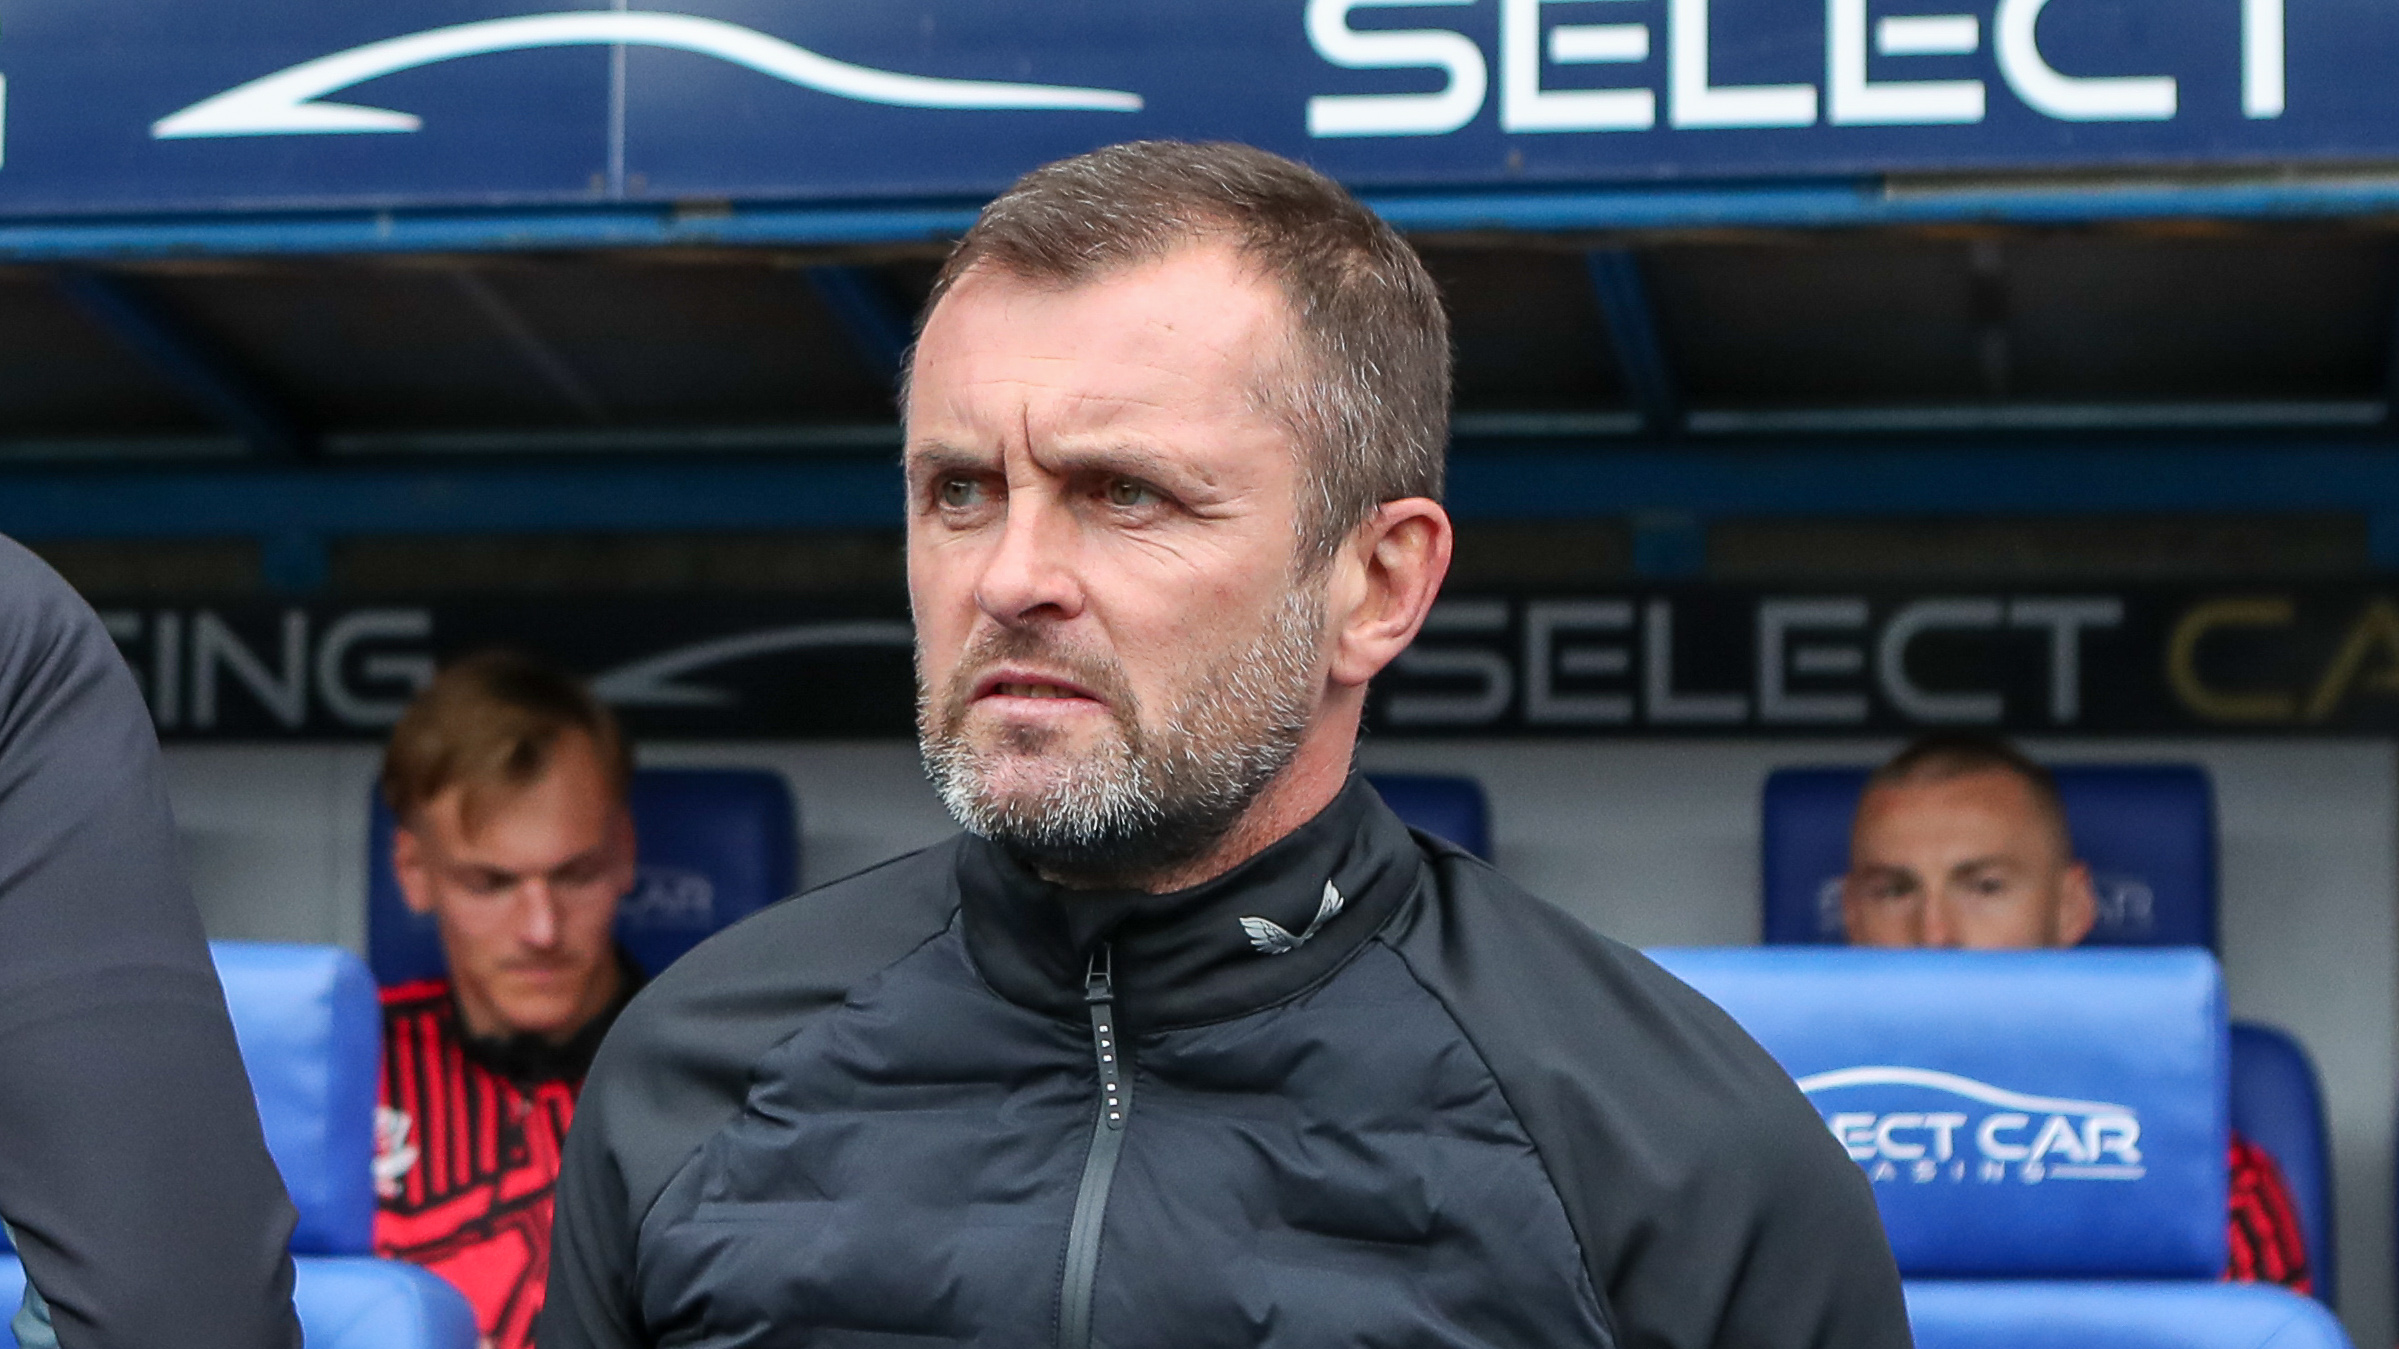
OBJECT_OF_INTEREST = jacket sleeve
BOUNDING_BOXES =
[1390,850,1912,1349]
[542,1082,644,1349]
[0,538,302,1349]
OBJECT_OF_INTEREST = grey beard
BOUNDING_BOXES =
[918,585,1325,886]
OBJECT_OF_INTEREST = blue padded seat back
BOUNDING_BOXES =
[1761,764,2217,947]
[1650,948,2228,1279]
[2231,1023,2336,1304]
[0,1254,479,1349]
[368,767,798,986]
[1366,774,1491,859]
[1903,1281,2350,1349]
[212,942,381,1257]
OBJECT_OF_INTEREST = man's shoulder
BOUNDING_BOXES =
[1387,841,1741,1034]
[1383,838,1904,1346]
[1384,839,1821,1139]
[0,536,146,743]
[576,835,967,1207]
[619,835,967,1037]
[0,535,84,632]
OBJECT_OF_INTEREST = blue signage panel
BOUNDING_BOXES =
[1,0,2395,217]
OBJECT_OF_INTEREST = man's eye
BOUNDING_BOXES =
[937,477,981,509]
[1104,478,1158,509]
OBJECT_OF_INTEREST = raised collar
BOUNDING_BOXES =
[957,776,1425,1033]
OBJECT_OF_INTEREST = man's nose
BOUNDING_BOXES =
[974,488,1085,626]
[516,881,562,949]
[1918,896,1962,949]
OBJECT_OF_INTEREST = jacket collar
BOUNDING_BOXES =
[958,775,1424,1032]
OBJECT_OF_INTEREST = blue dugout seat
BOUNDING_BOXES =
[367,767,798,986]
[1759,762,2336,1303]
[1904,1281,2350,1349]
[1,943,476,1348]
[2233,1022,2339,1302]
[1366,773,1491,859]
[1651,948,2348,1349]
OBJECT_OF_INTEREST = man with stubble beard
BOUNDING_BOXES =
[541,141,1908,1349]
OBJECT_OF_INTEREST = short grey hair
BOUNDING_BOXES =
[910,140,1450,565]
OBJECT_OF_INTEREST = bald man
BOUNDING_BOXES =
[1842,734,2310,1293]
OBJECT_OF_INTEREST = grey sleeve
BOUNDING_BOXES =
[1391,851,1912,1349]
[0,538,302,1349]
[544,1093,643,1349]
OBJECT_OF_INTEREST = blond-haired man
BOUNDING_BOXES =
[374,651,639,1349]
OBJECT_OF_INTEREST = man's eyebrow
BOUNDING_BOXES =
[902,443,994,480]
[1039,442,1212,489]
[1850,862,1920,887]
[1948,854,2019,879]
[550,842,610,872]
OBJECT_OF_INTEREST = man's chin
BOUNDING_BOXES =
[957,721,1124,779]
[485,985,598,1041]
[968,758,1106,814]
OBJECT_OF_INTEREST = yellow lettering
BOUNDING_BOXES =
[2305,599,2399,722]
[2167,598,2295,723]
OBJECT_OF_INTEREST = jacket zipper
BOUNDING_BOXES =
[1059,941,1130,1349]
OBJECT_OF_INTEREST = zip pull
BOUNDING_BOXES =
[1060,941,1130,1349]
[1085,942,1125,1130]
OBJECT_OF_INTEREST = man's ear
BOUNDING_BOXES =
[1327,498,1453,689]
[2055,861,2098,947]
[391,825,437,917]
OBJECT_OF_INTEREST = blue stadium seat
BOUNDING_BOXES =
[0,1248,477,1344]
[1366,773,1490,859]
[0,944,384,1259]
[1649,948,2349,1348]
[1653,947,2228,1277]
[2232,1023,2337,1303]
[1760,764,2216,947]
[1758,761,2334,1302]
[0,943,482,1348]
[367,767,798,986]
[215,942,381,1256]
[0,1256,477,1349]
[1905,1281,2347,1349]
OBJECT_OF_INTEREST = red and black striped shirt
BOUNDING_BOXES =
[374,978,616,1349]
[2227,1132,2312,1294]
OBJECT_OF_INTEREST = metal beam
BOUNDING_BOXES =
[15,174,2399,261]
[1584,250,1680,435]
[52,268,311,460]
[9,440,2399,547]
[0,458,905,540]
[447,268,609,424]
[805,265,916,388]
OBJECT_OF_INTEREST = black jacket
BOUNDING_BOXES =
[542,777,1908,1349]
[0,537,301,1348]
